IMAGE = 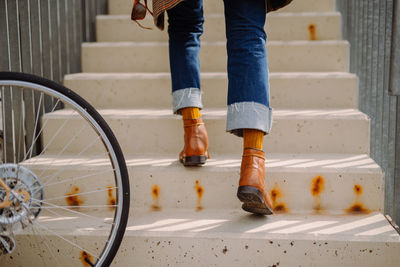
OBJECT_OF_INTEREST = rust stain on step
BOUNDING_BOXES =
[308,23,317,40]
[274,203,288,213]
[270,184,288,213]
[107,186,116,210]
[354,184,363,195]
[151,185,161,211]
[346,184,370,214]
[313,202,323,213]
[311,176,324,196]
[271,187,281,203]
[65,186,83,207]
[346,203,370,214]
[311,176,325,213]
[80,251,94,266]
[194,180,204,211]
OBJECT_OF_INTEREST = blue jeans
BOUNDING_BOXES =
[167,0,272,137]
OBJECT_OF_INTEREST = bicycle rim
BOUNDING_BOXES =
[0,72,130,267]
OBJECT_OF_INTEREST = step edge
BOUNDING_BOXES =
[96,11,342,20]
[43,108,369,120]
[30,153,383,174]
[82,40,349,47]
[64,72,357,80]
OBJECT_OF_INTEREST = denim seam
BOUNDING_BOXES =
[172,87,203,114]
[226,101,273,137]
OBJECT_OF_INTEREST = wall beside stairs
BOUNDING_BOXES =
[337,0,400,226]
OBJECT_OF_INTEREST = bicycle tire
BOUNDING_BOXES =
[0,71,130,267]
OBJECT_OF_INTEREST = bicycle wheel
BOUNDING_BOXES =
[0,72,130,267]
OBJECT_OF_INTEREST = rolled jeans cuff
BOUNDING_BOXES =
[172,88,203,114]
[226,101,273,137]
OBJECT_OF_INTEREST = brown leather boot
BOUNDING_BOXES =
[179,117,209,166]
[237,148,273,215]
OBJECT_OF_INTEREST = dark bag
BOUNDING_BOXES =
[267,0,294,13]
[131,0,153,29]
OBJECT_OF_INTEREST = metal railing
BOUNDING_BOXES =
[0,0,107,161]
[337,0,400,225]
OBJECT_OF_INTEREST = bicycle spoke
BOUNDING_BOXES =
[36,135,103,187]
[30,222,62,267]
[39,187,117,202]
[36,123,89,178]
[33,109,74,158]
[27,92,44,160]
[18,195,62,267]
[31,220,100,262]
[31,198,115,225]
[23,97,62,162]
[40,207,104,262]
[1,85,7,163]
[16,93,25,163]
[40,168,115,188]
[40,205,117,209]
[0,73,129,266]
[29,152,113,196]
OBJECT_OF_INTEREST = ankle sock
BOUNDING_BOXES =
[181,107,201,120]
[243,129,264,150]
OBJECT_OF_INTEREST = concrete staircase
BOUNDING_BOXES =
[6,0,400,266]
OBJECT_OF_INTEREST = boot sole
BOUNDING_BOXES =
[180,155,207,166]
[237,186,273,215]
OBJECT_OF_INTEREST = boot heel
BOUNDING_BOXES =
[181,155,207,166]
[237,186,273,215]
[237,186,264,203]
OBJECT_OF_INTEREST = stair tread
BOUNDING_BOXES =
[127,209,400,241]
[16,210,399,266]
[83,40,348,46]
[96,11,341,42]
[98,11,341,19]
[45,108,369,120]
[41,107,370,154]
[26,152,383,212]
[32,208,399,242]
[64,71,356,79]
[82,40,349,73]
[109,0,337,15]
[28,153,381,173]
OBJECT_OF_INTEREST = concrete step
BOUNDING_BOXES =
[81,41,349,73]
[41,108,370,155]
[24,153,383,213]
[108,0,336,15]
[4,209,400,266]
[96,12,341,42]
[64,72,358,110]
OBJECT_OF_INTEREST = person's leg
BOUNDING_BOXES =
[243,129,264,150]
[167,0,204,115]
[223,0,273,214]
[167,0,209,166]
[224,0,272,136]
